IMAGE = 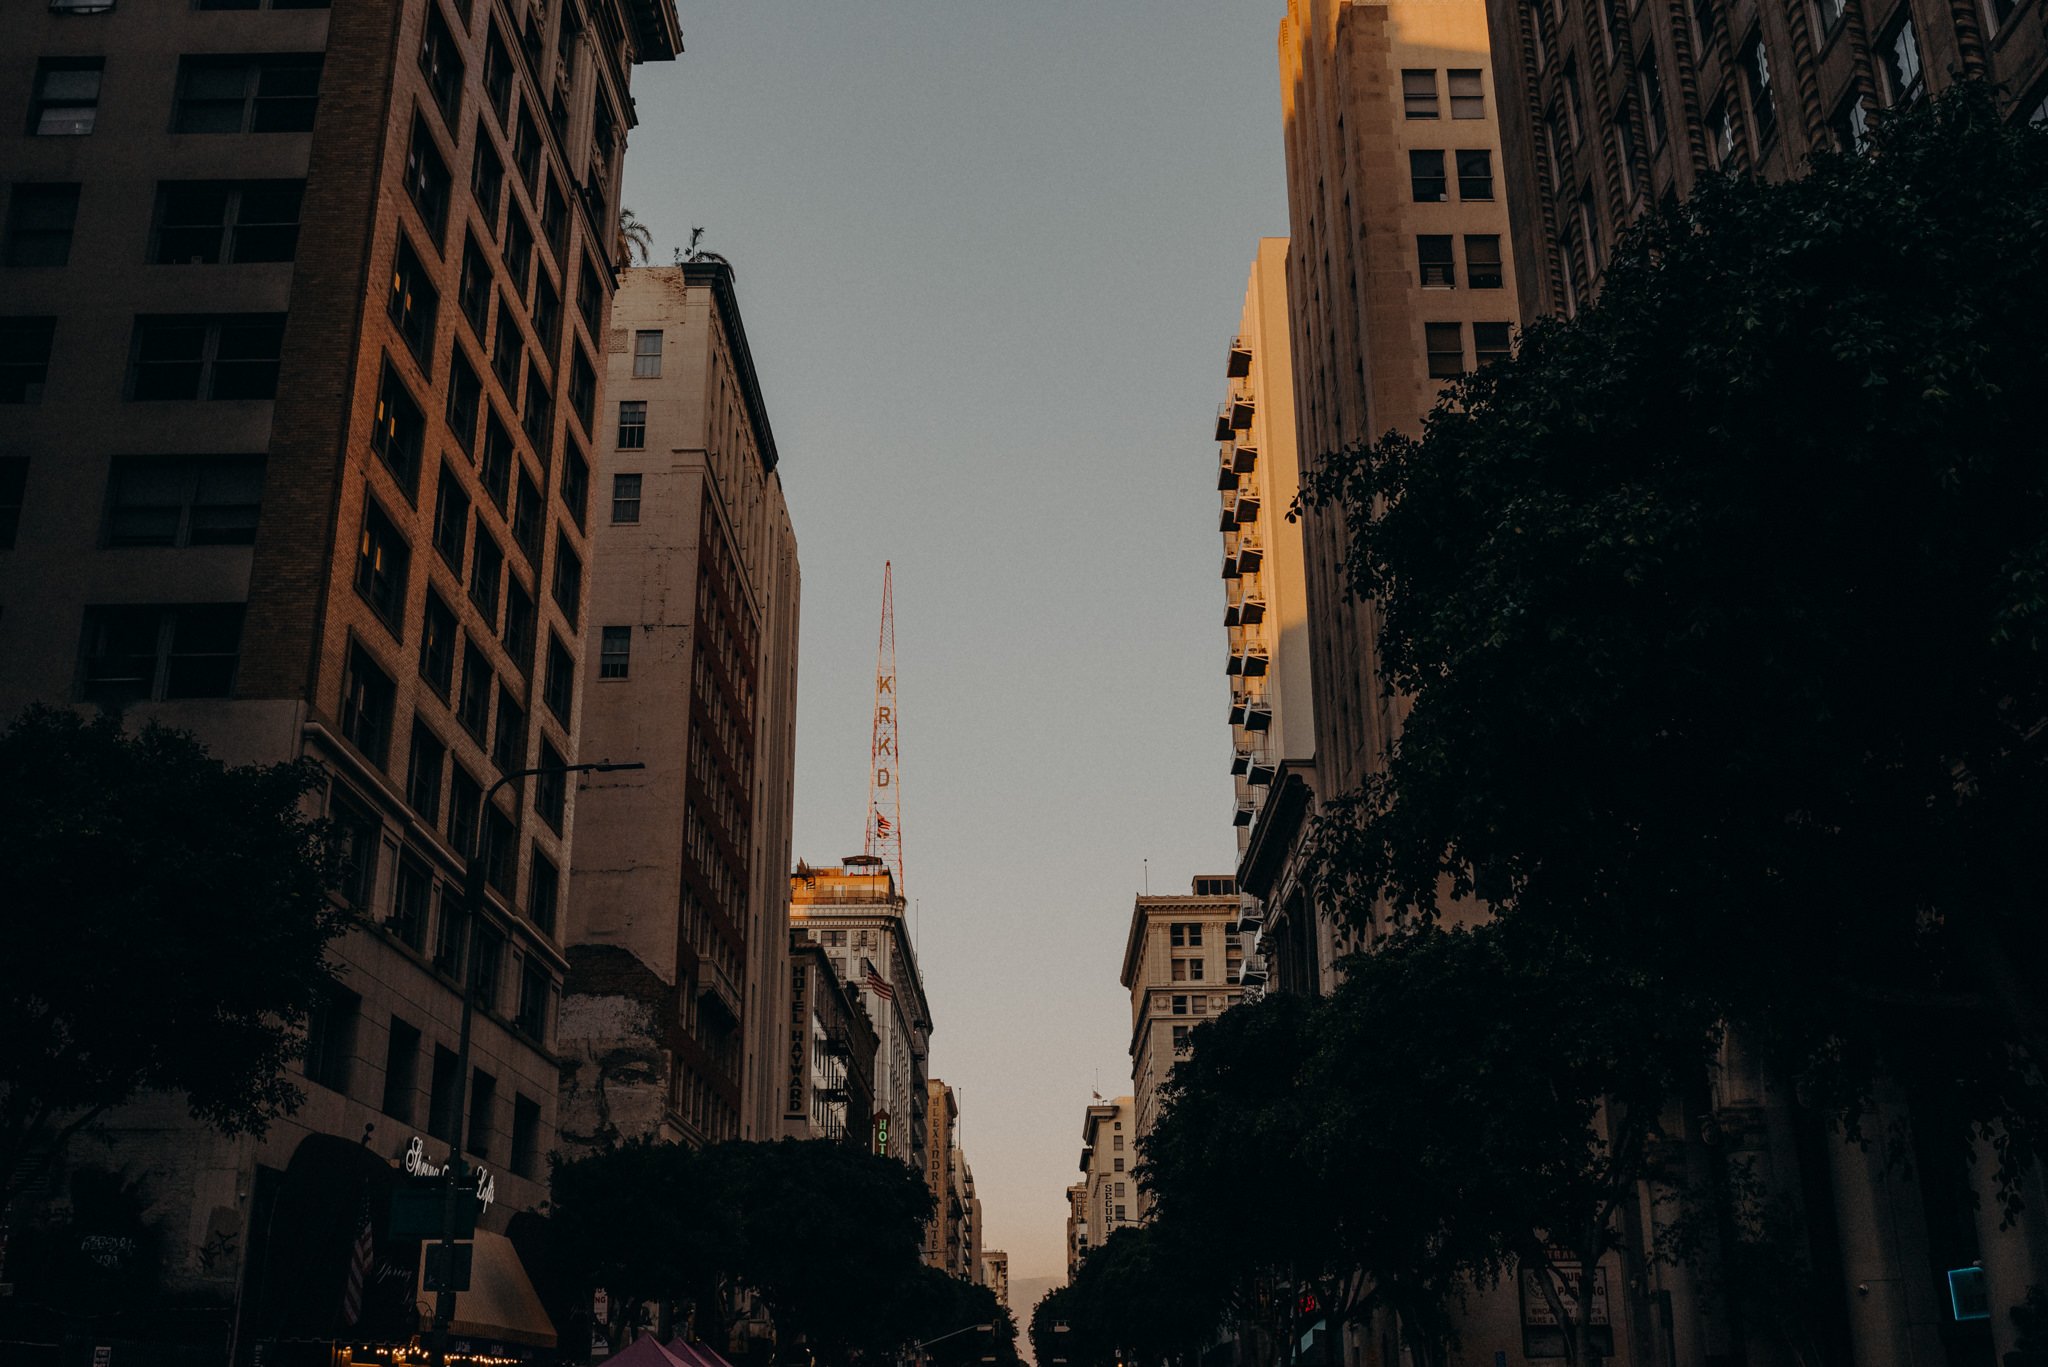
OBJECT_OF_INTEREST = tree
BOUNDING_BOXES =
[549,1139,735,1346]
[0,706,348,1206]
[1299,85,2048,1191]
[617,207,654,265]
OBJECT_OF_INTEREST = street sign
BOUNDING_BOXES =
[1949,1266,1990,1321]
[423,1243,473,1293]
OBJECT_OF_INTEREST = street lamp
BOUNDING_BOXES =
[429,758,644,1367]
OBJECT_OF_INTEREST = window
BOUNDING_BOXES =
[483,27,514,126]
[388,236,440,367]
[1,318,55,403]
[391,857,431,950]
[1171,994,1189,1015]
[470,530,504,624]
[354,497,411,628]
[633,330,663,378]
[130,314,285,401]
[612,471,642,523]
[303,987,359,1094]
[0,458,24,550]
[427,1046,460,1141]
[551,535,582,626]
[491,303,522,392]
[515,964,549,1040]
[1402,69,1440,118]
[1985,0,2018,31]
[1707,100,1736,168]
[513,109,543,190]
[569,348,596,432]
[1640,59,1669,151]
[419,590,457,694]
[105,455,263,546]
[1418,235,1454,288]
[1474,322,1513,366]
[81,604,244,703]
[504,212,534,299]
[1879,12,1922,105]
[533,274,562,356]
[480,411,514,507]
[332,798,379,910]
[492,693,525,773]
[511,1093,541,1176]
[1579,190,1604,273]
[1692,0,1719,43]
[1833,91,1872,153]
[482,805,515,891]
[470,139,504,233]
[528,847,559,935]
[5,184,80,266]
[1614,112,1639,198]
[617,401,647,451]
[542,176,569,262]
[578,257,604,338]
[1742,32,1776,139]
[1456,236,1503,291]
[513,472,544,563]
[432,475,468,571]
[468,1067,495,1155]
[1564,65,1586,144]
[522,368,553,454]
[370,360,427,495]
[1425,322,1464,379]
[447,767,482,867]
[407,724,446,822]
[561,445,589,528]
[382,1018,421,1122]
[29,59,102,136]
[446,349,483,453]
[543,632,574,722]
[405,118,453,240]
[418,5,466,128]
[152,181,303,264]
[537,738,568,828]
[1172,1024,1191,1054]
[1409,150,1448,204]
[1448,69,1485,118]
[503,580,536,665]
[600,625,631,678]
[340,642,397,764]
[458,641,492,741]
[1113,1160,1124,1173]
[1456,149,1493,200]
[174,55,322,134]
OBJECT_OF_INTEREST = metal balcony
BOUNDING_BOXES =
[1242,696,1273,731]
[1238,642,1269,677]
[1247,754,1278,786]
[1219,498,1238,534]
[1236,590,1266,626]
[1234,534,1264,574]
[1227,337,1252,378]
[1231,443,1259,473]
[1232,797,1255,827]
[1240,953,1270,985]
[1222,551,1242,580]
[1217,455,1241,492]
[1233,483,1262,522]
[1229,394,1255,429]
[698,958,741,1026]
[1230,746,1252,776]
[1215,406,1234,442]
[1237,898,1266,932]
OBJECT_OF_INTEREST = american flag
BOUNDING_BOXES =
[340,1193,374,1327]
[866,961,894,1000]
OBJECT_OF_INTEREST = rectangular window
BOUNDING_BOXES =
[458,641,492,742]
[511,1093,541,1176]
[1880,13,1922,105]
[483,805,515,892]
[600,625,631,679]
[1448,69,1486,118]
[551,535,582,627]
[340,642,397,765]
[533,274,562,357]
[578,257,604,338]
[515,964,549,1041]
[561,445,589,528]
[483,27,514,126]
[354,497,411,628]
[153,180,304,265]
[513,109,543,190]
[382,1017,421,1123]
[370,360,427,496]
[1425,322,1464,379]
[407,723,446,822]
[528,847,559,936]
[1833,91,1872,153]
[391,857,431,950]
[617,401,647,450]
[419,589,457,694]
[1172,994,1188,1015]
[1565,66,1586,144]
[537,738,568,829]
[569,347,597,432]
[418,4,466,128]
[174,55,322,134]
[1474,321,1513,366]
[480,411,514,508]
[1402,69,1440,118]
[1640,60,1669,151]
[522,369,553,455]
[542,176,570,263]
[504,212,534,300]
[492,693,525,774]
[332,798,379,910]
[513,471,544,563]
[1,318,55,404]
[1455,149,1494,200]
[447,349,483,454]
[491,303,522,393]
[427,1046,460,1142]
[81,604,244,703]
[1580,190,1604,273]
[1418,235,1455,288]
[470,530,504,625]
[1708,100,1735,168]
[447,767,482,868]
[105,455,263,547]
[1614,112,1639,198]
[468,1068,495,1156]
[130,314,285,401]
[5,184,80,267]
[405,118,453,241]
[303,987,360,1094]
[611,471,642,523]
[29,59,103,137]
[503,580,536,666]
[543,633,574,722]
[1743,32,1776,138]
[633,330,663,378]
[389,235,441,368]
[1466,235,1504,289]
[470,139,504,234]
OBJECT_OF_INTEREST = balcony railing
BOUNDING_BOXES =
[1242,696,1273,731]
[1232,443,1259,473]
[1238,642,1270,677]
[1215,406,1234,442]
[1233,483,1262,522]
[1217,454,1241,492]
[698,957,741,1026]
[1240,953,1270,984]
[1233,796,1255,828]
[1219,498,1238,534]
[1229,394,1255,430]
[1237,897,1266,931]
[1247,754,1278,786]
[1226,337,1252,378]
[1233,533,1264,574]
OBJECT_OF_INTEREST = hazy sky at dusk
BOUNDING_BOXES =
[624,1,1290,1293]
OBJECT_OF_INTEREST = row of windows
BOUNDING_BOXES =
[1425,320,1514,379]
[1418,234,1505,290]
[26,53,322,139]
[1401,68,1489,121]
[2,178,304,269]
[1408,149,1494,203]
[0,314,284,404]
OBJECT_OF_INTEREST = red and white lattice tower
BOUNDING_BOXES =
[865,562,905,894]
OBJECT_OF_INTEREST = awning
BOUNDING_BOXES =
[418,1230,558,1347]
[608,1335,693,1367]
[664,1340,725,1367]
[684,1341,741,1367]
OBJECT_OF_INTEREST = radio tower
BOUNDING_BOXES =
[865,562,905,894]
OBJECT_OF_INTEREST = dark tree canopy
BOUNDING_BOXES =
[1301,86,2048,1164]
[0,706,347,1204]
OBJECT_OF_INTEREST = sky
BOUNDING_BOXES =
[623,0,1291,1296]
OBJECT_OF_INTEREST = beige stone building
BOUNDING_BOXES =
[982,1247,1009,1308]
[1063,1179,1089,1280]
[0,0,676,1353]
[784,929,879,1145]
[556,261,800,1151]
[925,1078,960,1269]
[790,857,933,1170]
[1074,1096,1137,1262]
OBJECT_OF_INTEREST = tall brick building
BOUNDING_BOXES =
[0,0,677,1357]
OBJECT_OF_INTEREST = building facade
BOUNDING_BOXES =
[788,857,933,1170]
[783,930,879,1144]
[556,261,800,1152]
[925,1079,960,1270]
[1063,1181,1088,1281]
[0,0,677,1355]
[1075,1097,1137,1257]
[982,1248,1009,1309]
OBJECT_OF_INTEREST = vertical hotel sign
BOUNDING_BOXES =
[786,960,808,1118]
